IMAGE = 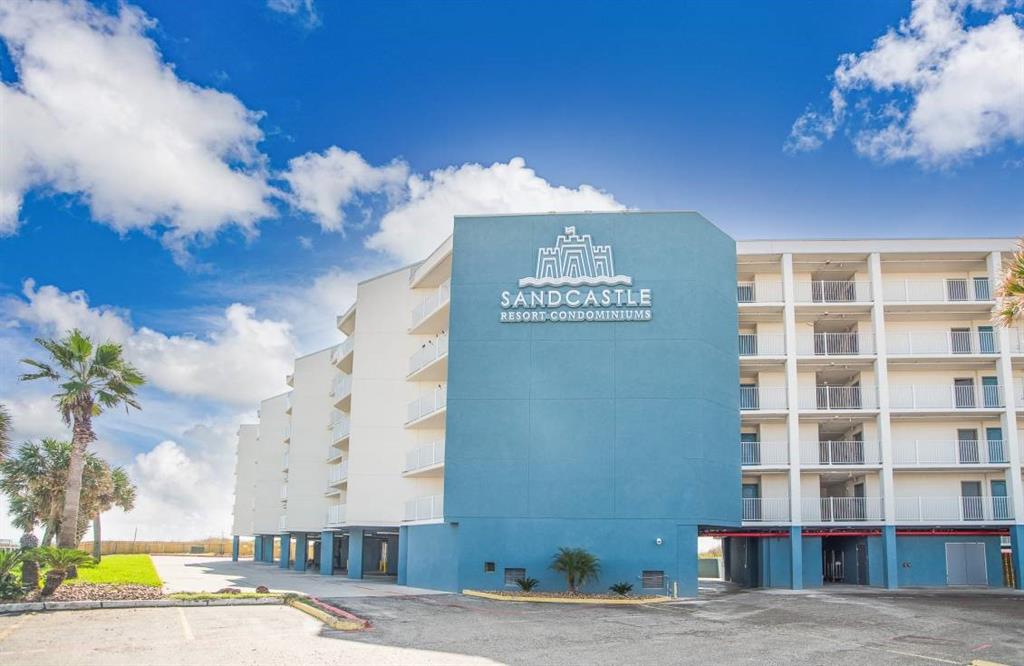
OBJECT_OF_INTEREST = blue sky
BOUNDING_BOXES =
[0,0,1021,538]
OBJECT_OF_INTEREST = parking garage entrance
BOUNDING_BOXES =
[822,535,869,585]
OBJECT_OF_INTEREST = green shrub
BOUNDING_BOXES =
[609,582,633,596]
[514,577,539,592]
[0,550,26,601]
[550,547,601,593]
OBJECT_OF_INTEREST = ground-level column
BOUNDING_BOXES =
[279,533,291,569]
[676,525,699,597]
[264,535,275,563]
[348,528,364,580]
[397,526,408,585]
[789,527,803,589]
[320,531,334,575]
[1011,525,1024,590]
[882,525,898,589]
[231,536,240,562]
[253,535,262,561]
[294,534,307,572]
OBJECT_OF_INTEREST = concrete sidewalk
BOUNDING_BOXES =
[152,556,448,598]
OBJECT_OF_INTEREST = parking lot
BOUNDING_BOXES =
[1,586,1022,665]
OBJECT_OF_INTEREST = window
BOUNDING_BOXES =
[641,570,665,589]
[484,561,495,573]
[504,567,526,585]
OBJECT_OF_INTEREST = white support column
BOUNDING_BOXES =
[988,252,1024,521]
[869,253,896,524]
[781,254,802,525]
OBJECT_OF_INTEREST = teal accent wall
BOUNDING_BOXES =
[319,530,334,575]
[896,535,1004,587]
[407,212,739,595]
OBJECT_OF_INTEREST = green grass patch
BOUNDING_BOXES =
[166,592,281,601]
[63,554,162,587]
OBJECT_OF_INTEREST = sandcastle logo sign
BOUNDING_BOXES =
[499,226,653,323]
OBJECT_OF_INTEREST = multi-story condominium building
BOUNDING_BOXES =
[232,211,1024,594]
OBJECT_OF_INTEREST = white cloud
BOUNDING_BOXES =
[786,0,1024,166]
[0,0,274,252]
[367,156,625,263]
[8,280,295,406]
[266,0,320,28]
[281,146,408,232]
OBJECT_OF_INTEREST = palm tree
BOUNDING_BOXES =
[91,467,136,562]
[20,329,144,548]
[33,547,93,597]
[997,242,1024,327]
[0,403,10,461]
[550,546,601,594]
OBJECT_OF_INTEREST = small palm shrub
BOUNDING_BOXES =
[515,577,539,592]
[609,582,633,596]
[34,547,93,597]
[0,550,26,601]
[550,547,601,594]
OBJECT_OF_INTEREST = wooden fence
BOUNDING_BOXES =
[78,539,254,557]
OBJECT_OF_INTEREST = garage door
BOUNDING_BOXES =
[945,542,987,586]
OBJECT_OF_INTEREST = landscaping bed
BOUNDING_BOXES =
[26,583,163,602]
[475,590,662,601]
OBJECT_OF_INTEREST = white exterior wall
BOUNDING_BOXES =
[231,424,258,536]
[283,348,335,533]
[252,393,289,534]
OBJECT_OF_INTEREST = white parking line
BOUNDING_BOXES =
[177,607,194,642]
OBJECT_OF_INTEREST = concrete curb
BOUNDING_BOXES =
[286,598,369,631]
[0,597,285,615]
[463,589,674,605]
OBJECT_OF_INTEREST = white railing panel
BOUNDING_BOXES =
[796,332,873,356]
[799,385,877,410]
[739,386,787,410]
[405,440,446,472]
[741,497,789,522]
[800,440,880,465]
[737,280,783,303]
[331,416,351,443]
[893,439,1008,465]
[740,440,788,465]
[894,496,1013,522]
[409,333,450,374]
[279,515,287,531]
[889,384,1003,410]
[737,333,786,356]
[332,373,352,400]
[404,495,444,521]
[327,461,348,484]
[279,485,288,500]
[407,386,448,423]
[326,504,346,525]
[795,280,871,304]
[883,277,992,303]
[802,497,883,522]
[887,330,998,356]
[411,279,451,328]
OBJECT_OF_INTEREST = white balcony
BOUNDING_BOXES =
[795,280,872,304]
[889,384,1003,411]
[279,485,288,500]
[325,504,346,526]
[407,386,447,426]
[327,460,348,486]
[796,332,874,356]
[800,440,881,466]
[326,442,344,463]
[798,385,877,411]
[887,330,999,357]
[894,496,1013,523]
[331,337,355,369]
[410,279,451,332]
[285,393,293,415]
[739,386,787,411]
[893,439,1008,466]
[409,333,449,377]
[738,334,786,357]
[331,373,352,403]
[883,277,992,303]
[802,497,884,523]
[404,494,444,522]
[740,440,788,466]
[331,415,351,444]
[404,440,445,474]
[279,515,287,532]
[282,452,289,471]
[737,280,783,304]
[741,497,790,522]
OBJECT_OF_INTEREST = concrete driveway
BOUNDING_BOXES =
[152,556,447,598]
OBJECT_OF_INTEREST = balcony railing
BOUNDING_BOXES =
[800,440,881,465]
[326,442,343,461]
[795,280,872,304]
[282,453,289,470]
[739,386,787,410]
[325,504,346,526]
[405,440,445,472]
[331,374,352,401]
[331,416,351,443]
[799,385,877,410]
[327,461,348,485]
[883,277,992,303]
[737,280,783,303]
[887,330,998,356]
[407,386,447,423]
[738,334,786,356]
[741,497,789,522]
[740,440,788,465]
[279,515,287,531]
[404,494,444,522]
[889,384,1004,410]
[893,439,1008,465]
[802,497,884,522]
[796,332,874,356]
[411,279,451,328]
[279,485,288,500]
[894,496,1013,522]
[409,333,449,375]
[331,337,355,365]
